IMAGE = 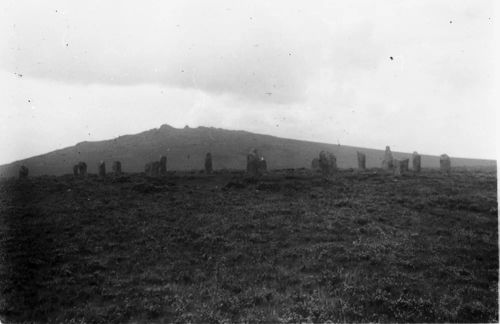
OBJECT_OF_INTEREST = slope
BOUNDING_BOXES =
[0,124,495,177]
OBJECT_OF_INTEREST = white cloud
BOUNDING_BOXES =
[0,0,496,163]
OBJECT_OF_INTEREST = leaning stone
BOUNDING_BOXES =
[357,151,366,170]
[19,165,29,178]
[159,155,167,175]
[98,161,106,177]
[112,161,122,174]
[440,154,451,174]
[73,165,79,176]
[205,153,213,174]
[412,152,421,172]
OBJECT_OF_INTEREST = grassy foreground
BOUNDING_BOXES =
[0,168,497,323]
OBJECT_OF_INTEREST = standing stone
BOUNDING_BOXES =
[319,151,337,176]
[159,155,167,175]
[144,162,152,176]
[401,159,409,172]
[19,165,29,178]
[412,152,421,172]
[205,153,213,174]
[145,161,160,176]
[246,149,261,176]
[357,151,366,171]
[311,158,320,171]
[440,154,451,174]
[394,159,409,176]
[78,162,87,176]
[258,157,267,174]
[112,161,122,174]
[382,146,394,170]
[330,153,338,172]
[98,161,106,177]
[393,159,402,176]
[151,161,160,176]
[73,165,79,176]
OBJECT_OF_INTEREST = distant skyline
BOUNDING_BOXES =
[0,0,497,165]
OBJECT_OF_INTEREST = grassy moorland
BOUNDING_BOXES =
[0,168,497,323]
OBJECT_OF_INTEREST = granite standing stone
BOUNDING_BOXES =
[205,153,213,174]
[159,155,167,175]
[382,146,394,170]
[98,161,106,177]
[112,161,122,174]
[357,151,366,170]
[19,165,29,178]
[412,152,421,172]
[440,154,451,174]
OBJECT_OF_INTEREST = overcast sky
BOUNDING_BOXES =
[0,0,497,164]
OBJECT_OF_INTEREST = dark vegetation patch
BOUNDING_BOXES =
[0,168,497,323]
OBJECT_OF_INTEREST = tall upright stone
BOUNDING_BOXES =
[382,146,394,170]
[357,151,366,171]
[205,153,213,174]
[98,161,106,177]
[145,161,160,176]
[73,165,79,176]
[112,161,122,174]
[319,151,337,176]
[394,158,409,176]
[151,161,160,176]
[401,159,409,172]
[330,153,338,172]
[440,154,451,174]
[78,162,87,176]
[393,159,402,176]
[159,155,167,175]
[246,148,262,176]
[311,158,320,171]
[145,162,152,176]
[258,157,267,174]
[412,152,421,172]
[19,165,29,179]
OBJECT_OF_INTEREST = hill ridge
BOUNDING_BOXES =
[0,124,496,177]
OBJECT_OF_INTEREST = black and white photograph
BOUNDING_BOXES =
[0,0,497,323]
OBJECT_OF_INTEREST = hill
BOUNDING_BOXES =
[0,124,496,177]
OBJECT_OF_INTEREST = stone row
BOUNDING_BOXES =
[17,147,452,178]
